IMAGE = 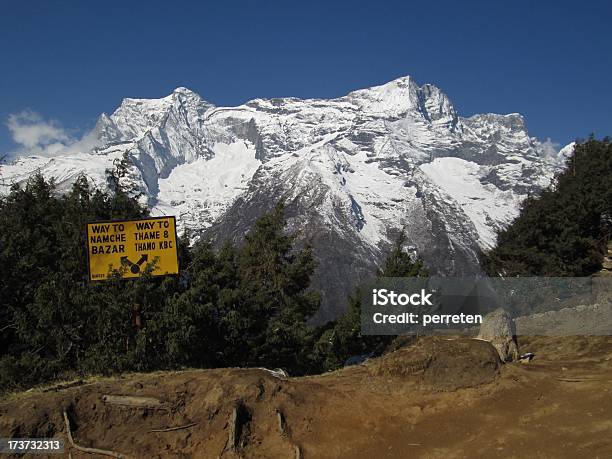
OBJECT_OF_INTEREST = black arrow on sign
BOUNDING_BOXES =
[121,254,149,274]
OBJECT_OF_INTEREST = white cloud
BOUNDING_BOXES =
[5,110,103,160]
[6,111,75,157]
[539,137,559,158]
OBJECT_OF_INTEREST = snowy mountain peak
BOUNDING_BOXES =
[341,75,459,133]
[1,76,566,321]
[345,75,421,117]
[92,112,122,144]
[169,86,213,109]
[172,86,199,95]
[108,87,212,143]
[419,83,457,126]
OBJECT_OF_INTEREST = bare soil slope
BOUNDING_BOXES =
[1,336,611,458]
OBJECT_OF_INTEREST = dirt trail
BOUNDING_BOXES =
[1,336,611,458]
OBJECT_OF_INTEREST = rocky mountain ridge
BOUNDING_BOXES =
[1,76,568,320]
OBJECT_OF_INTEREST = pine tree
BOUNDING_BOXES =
[378,231,429,277]
[315,231,428,371]
[0,178,325,391]
[482,138,612,276]
[0,174,181,391]
[219,202,320,372]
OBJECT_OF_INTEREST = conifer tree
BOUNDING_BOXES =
[219,202,320,372]
[0,174,176,390]
[315,231,428,371]
[482,138,612,276]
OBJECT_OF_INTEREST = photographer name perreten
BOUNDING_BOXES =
[370,289,483,327]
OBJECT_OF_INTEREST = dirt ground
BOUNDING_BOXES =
[1,336,611,459]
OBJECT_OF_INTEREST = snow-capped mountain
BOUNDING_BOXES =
[1,76,566,321]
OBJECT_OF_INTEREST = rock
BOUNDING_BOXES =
[601,242,612,270]
[477,308,520,362]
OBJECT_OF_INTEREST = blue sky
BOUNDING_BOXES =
[1,0,610,156]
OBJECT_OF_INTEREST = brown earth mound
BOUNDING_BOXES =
[369,337,500,391]
[1,336,612,458]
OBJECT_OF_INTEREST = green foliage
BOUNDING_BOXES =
[482,138,612,276]
[230,202,320,371]
[168,202,321,374]
[0,178,321,393]
[378,232,429,278]
[0,171,436,391]
[314,231,428,372]
[0,173,158,390]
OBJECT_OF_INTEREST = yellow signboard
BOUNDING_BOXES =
[87,216,179,281]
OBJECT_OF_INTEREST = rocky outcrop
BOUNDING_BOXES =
[598,242,612,276]
[477,308,520,362]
